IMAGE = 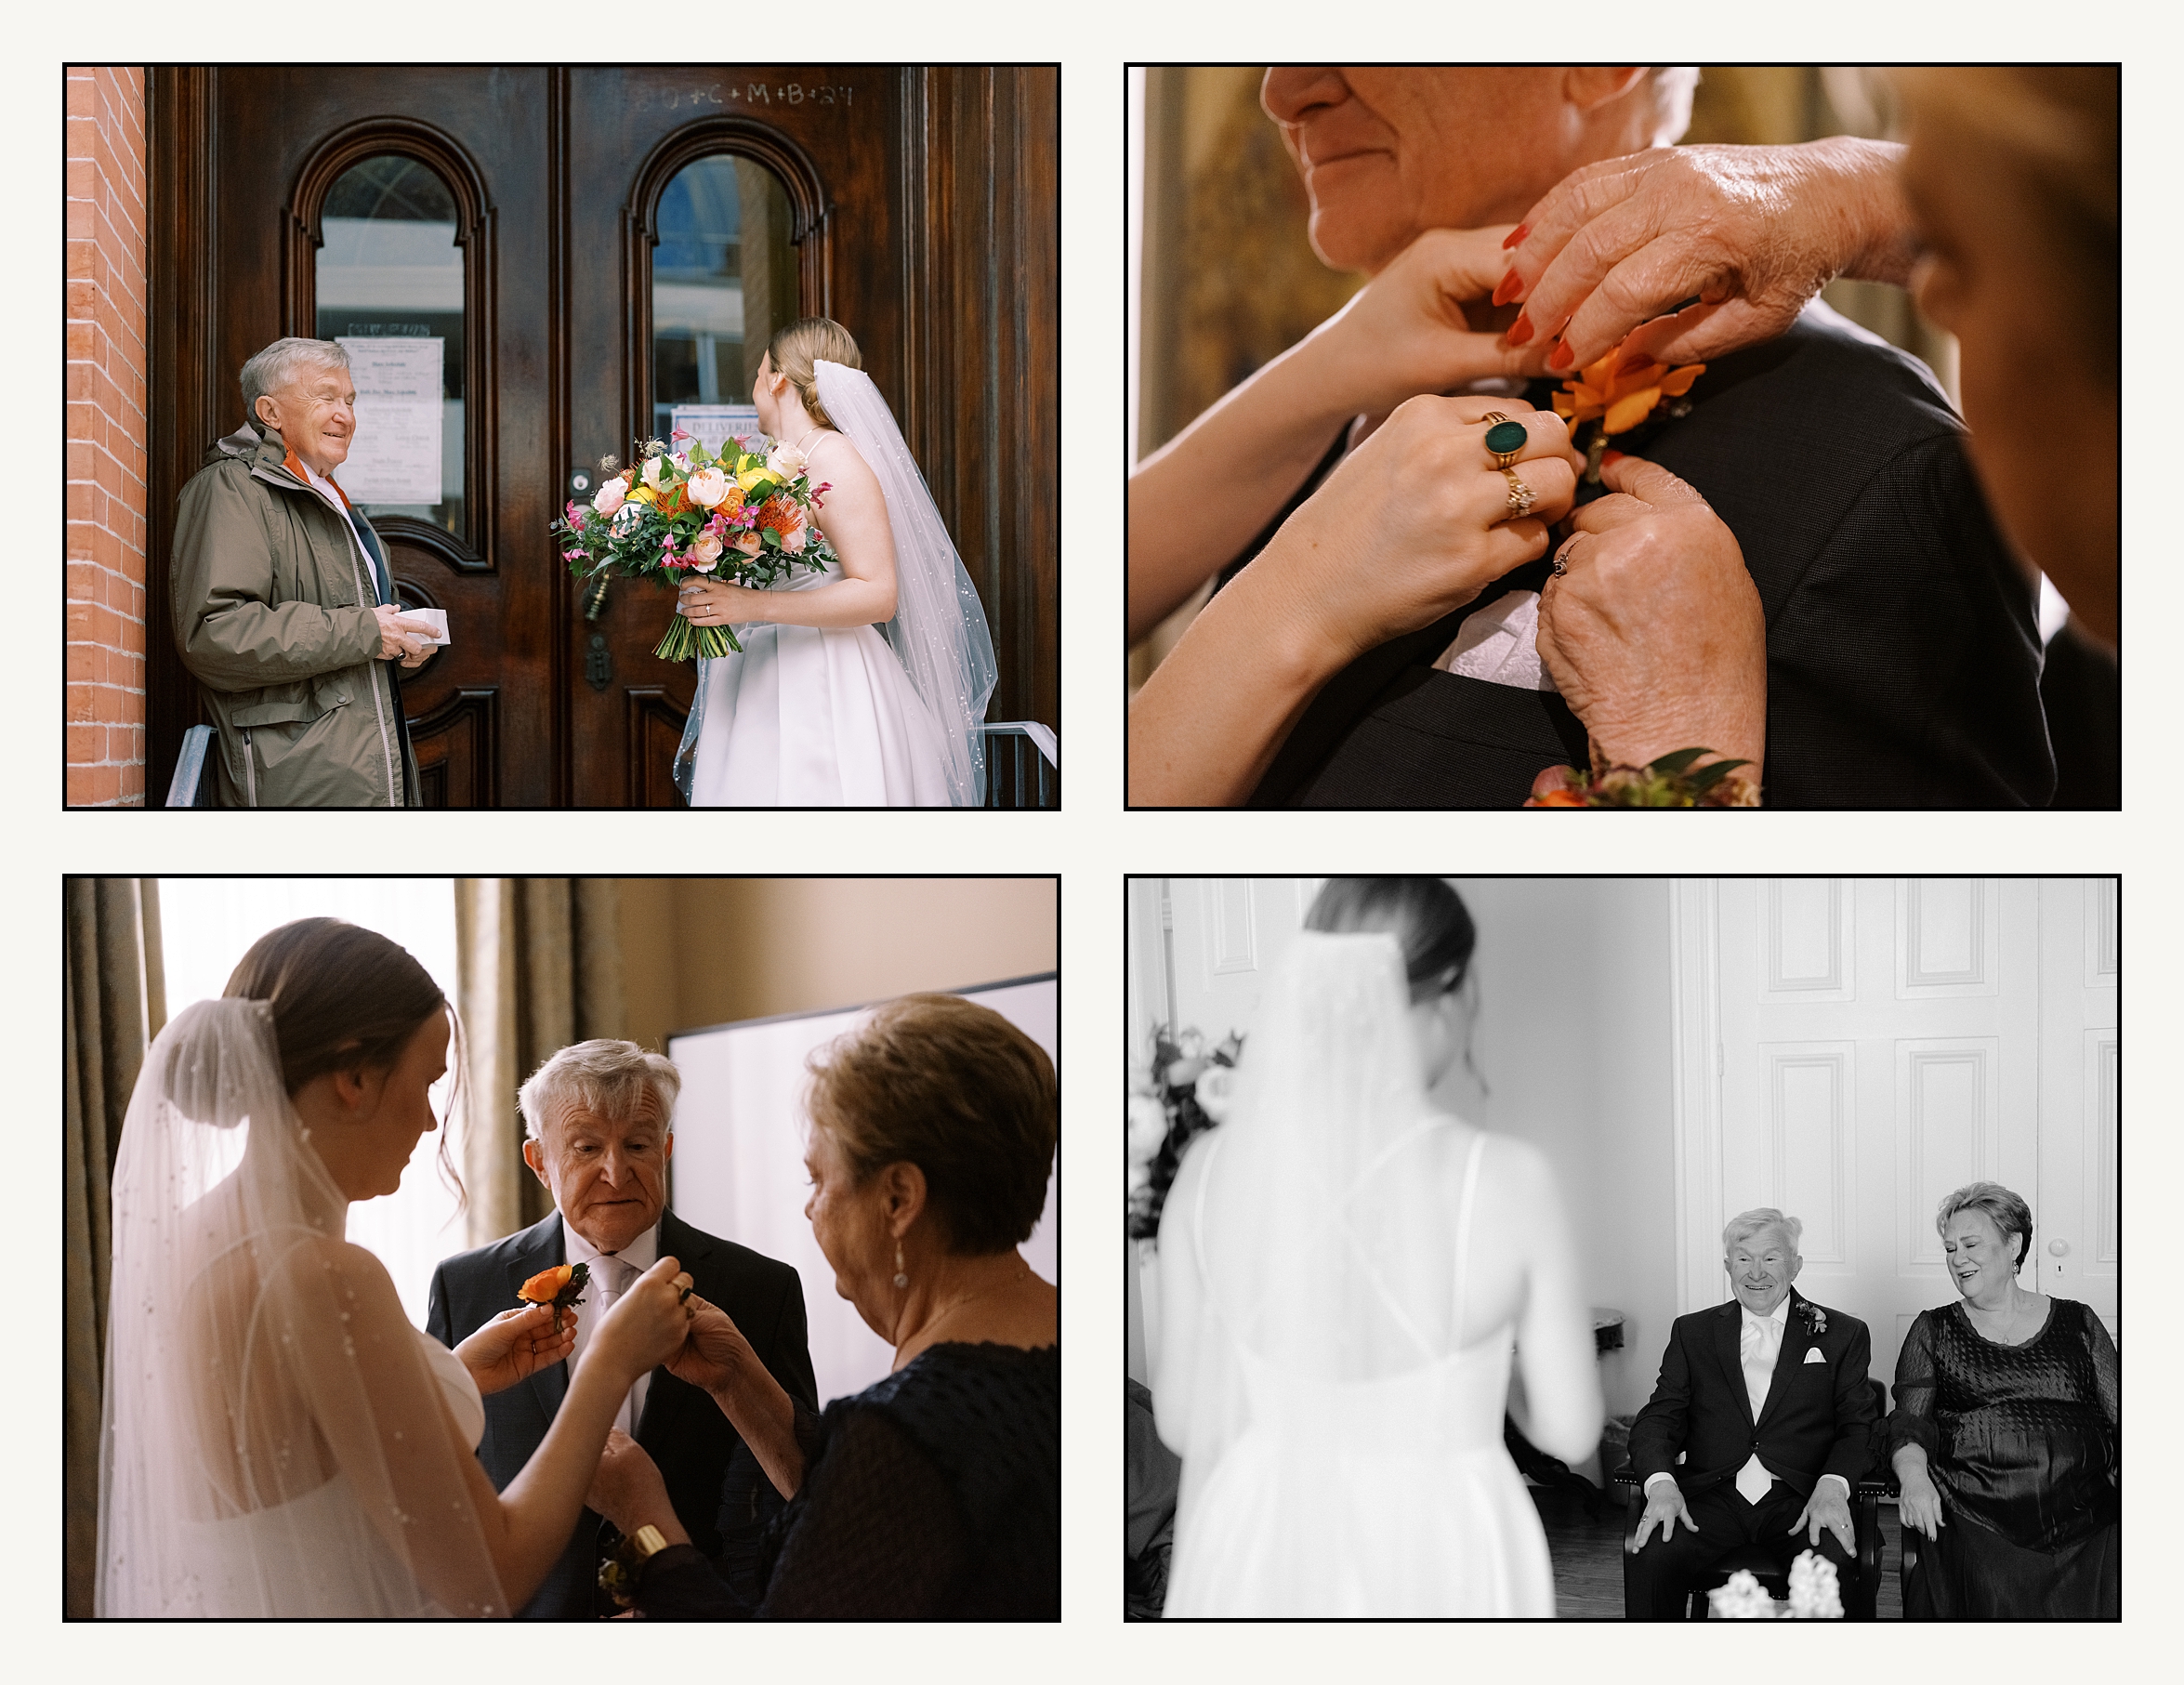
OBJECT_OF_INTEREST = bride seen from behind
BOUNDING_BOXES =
[674,319,997,807]
[96,918,696,1616]
[1155,877,1601,1616]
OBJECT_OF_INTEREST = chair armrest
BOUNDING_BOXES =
[1611,1465,1647,1549]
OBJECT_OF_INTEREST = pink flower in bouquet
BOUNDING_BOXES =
[688,532,723,572]
[780,519,809,556]
[592,477,627,516]
[731,531,762,557]
[686,467,731,508]
[767,442,809,478]
[641,455,665,492]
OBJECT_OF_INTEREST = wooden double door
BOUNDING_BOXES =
[149,65,1057,806]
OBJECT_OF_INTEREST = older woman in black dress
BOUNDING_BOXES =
[584,994,1059,1617]
[1891,1182,2118,1617]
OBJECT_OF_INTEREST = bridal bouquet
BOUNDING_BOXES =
[550,433,837,660]
[1126,1024,1244,1241]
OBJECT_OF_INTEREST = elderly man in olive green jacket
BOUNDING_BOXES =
[172,336,435,806]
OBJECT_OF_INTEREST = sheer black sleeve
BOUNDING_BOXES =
[635,1399,970,1620]
[2081,1304,2119,1448]
[1889,1309,1942,1462]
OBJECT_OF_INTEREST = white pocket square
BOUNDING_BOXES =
[1803,1348,1827,1363]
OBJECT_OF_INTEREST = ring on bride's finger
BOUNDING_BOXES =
[1482,412,1529,469]
[1552,537,1580,576]
[1501,467,1535,520]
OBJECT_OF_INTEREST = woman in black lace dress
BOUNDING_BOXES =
[1891,1182,2118,1618]
[585,994,1059,1618]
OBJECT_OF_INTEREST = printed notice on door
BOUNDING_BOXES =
[671,403,762,459]
[336,337,443,505]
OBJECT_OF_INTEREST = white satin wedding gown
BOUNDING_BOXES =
[1162,1125,1555,1616]
[684,544,955,807]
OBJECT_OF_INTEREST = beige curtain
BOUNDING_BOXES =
[63,878,164,1618]
[454,880,627,1246]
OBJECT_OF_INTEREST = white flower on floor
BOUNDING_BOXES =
[1787,1549,1843,1618]
[1707,1570,1776,1619]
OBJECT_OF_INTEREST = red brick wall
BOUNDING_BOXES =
[66,68,150,807]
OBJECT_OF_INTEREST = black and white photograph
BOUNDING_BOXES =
[1127,877,2118,1619]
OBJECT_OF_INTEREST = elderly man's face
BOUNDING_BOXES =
[1261,68,1596,275]
[255,362,357,478]
[521,1088,674,1254]
[1726,1228,1801,1317]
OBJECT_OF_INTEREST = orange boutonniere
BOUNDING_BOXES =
[1554,346,1706,480]
[516,1261,590,1329]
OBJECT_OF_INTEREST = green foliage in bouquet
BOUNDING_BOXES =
[550,434,836,660]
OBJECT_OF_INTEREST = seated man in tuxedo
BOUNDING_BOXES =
[1623,1209,1877,1618]
[428,1040,816,1618]
[1146,68,2050,808]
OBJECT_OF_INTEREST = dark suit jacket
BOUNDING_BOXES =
[1628,1292,1877,1500]
[426,1207,816,1619]
[1223,304,2054,809]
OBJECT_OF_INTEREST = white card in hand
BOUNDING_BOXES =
[392,609,450,646]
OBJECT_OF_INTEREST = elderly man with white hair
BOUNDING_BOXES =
[1622,1207,1878,1617]
[428,1039,815,1618]
[170,336,441,805]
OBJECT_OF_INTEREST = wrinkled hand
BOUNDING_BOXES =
[454,1301,575,1396]
[587,1257,694,1385]
[1535,453,1765,783]
[678,578,763,628]
[1629,1481,1699,1553]
[587,1428,673,1535]
[1896,1468,1947,1541]
[374,602,431,666]
[664,1293,754,1399]
[1266,398,1580,668]
[1503,138,1913,374]
[1791,1479,1857,1556]
[1309,226,1552,415]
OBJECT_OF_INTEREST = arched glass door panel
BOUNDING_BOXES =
[651,154,797,452]
[314,155,467,536]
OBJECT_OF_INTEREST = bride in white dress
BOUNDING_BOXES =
[96,918,694,1616]
[1155,877,1602,1616]
[673,318,997,807]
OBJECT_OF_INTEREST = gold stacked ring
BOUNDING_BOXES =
[1502,467,1535,520]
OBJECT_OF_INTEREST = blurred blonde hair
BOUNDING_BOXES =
[765,317,862,430]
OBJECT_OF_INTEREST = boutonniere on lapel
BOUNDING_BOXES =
[1554,347,1707,484]
[1796,1301,1828,1340]
[517,1261,590,1334]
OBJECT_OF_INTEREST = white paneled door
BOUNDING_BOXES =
[1166,877,1320,1045]
[1684,880,2115,1389]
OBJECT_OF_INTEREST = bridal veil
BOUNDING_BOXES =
[97,999,505,1616]
[812,359,998,805]
[1156,933,1464,1540]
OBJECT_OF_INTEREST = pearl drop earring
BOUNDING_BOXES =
[893,1243,909,1290]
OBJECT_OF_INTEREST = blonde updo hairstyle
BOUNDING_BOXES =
[765,317,862,431]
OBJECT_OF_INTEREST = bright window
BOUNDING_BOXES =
[156,878,462,1327]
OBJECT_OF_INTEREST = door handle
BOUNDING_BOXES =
[2048,1240,2070,1257]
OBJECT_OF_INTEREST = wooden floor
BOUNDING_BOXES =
[1533,1485,1906,1619]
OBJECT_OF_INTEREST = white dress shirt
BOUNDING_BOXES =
[562,1218,659,1436]
[294,457,381,602]
[1646,1297,1849,1508]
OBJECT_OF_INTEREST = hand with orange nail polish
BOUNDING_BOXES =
[1500,138,1921,372]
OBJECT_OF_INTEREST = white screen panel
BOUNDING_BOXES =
[668,977,1058,1406]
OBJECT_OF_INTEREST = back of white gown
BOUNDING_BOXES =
[1162,1125,1555,1617]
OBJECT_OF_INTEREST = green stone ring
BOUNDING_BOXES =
[1482,415,1530,467]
